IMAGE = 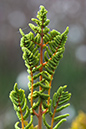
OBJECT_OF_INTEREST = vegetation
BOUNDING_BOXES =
[71,111,86,129]
[9,5,71,129]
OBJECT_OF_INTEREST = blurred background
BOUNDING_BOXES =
[0,0,86,129]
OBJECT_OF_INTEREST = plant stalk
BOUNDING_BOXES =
[18,96,24,129]
[50,96,60,129]
[38,102,42,129]
[38,27,43,129]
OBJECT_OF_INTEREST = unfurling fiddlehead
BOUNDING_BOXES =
[9,5,71,129]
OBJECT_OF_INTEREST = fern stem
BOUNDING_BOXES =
[18,96,24,129]
[31,68,33,107]
[42,108,48,114]
[38,25,44,129]
[38,102,43,129]
[50,96,60,129]
[33,109,39,117]
[20,107,24,129]
[39,36,43,91]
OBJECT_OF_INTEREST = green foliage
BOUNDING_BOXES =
[9,5,71,129]
[10,83,33,129]
[43,85,71,129]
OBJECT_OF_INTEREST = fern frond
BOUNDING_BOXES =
[43,85,71,129]
[51,85,71,129]
[9,83,33,129]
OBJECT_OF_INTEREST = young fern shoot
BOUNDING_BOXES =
[9,5,71,129]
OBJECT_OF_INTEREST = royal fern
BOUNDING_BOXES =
[9,5,71,129]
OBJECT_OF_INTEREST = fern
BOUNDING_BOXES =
[43,85,71,129]
[10,83,33,129]
[9,5,71,129]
